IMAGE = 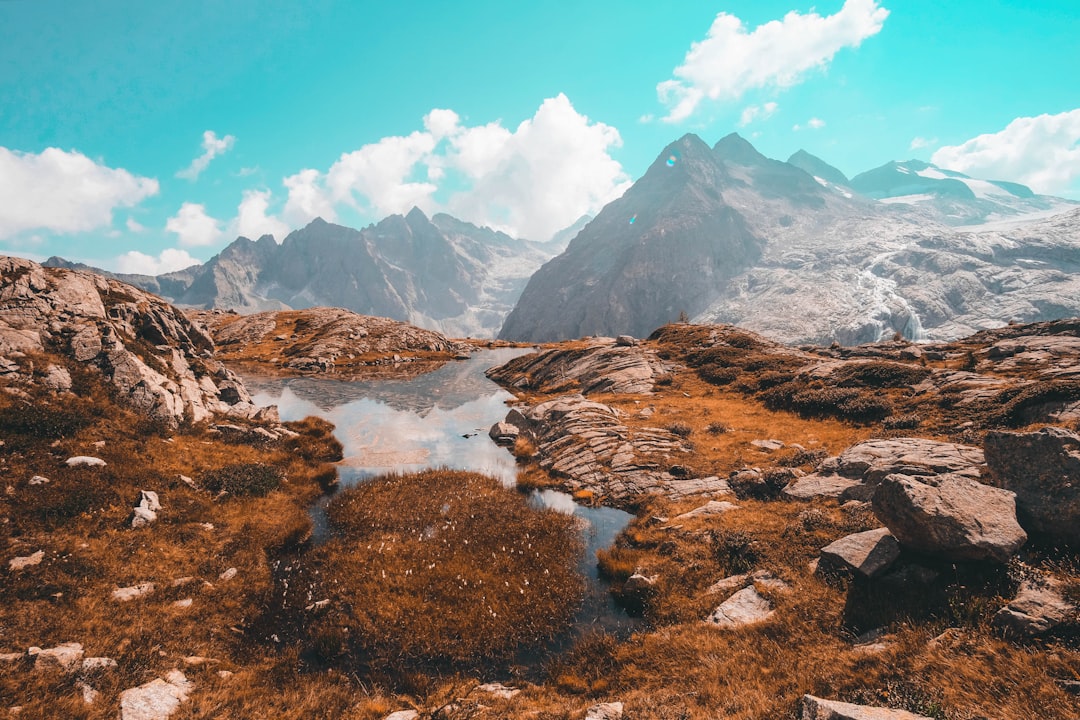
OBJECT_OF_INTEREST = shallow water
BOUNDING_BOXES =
[242,349,641,674]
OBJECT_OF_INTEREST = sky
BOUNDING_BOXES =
[1,0,1078,274]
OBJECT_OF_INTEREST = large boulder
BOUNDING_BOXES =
[802,695,933,719]
[984,427,1080,544]
[872,473,1026,562]
[705,586,774,628]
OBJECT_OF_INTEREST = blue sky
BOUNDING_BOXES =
[1,0,1077,273]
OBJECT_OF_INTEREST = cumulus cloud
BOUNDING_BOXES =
[231,189,290,241]
[164,202,224,247]
[658,0,889,122]
[931,109,1080,196]
[793,117,826,131]
[125,217,146,233]
[176,130,235,181]
[115,247,200,275]
[0,147,158,240]
[275,94,629,241]
[739,102,779,127]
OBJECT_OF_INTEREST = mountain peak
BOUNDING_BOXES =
[406,206,430,224]
[713,132,766,166]
[787,150,849,186]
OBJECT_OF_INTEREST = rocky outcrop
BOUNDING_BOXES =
[872,473,1026,562]
[485,340,670,395]
[984,427,1080,543]
[198,307,470,374]
[119,669,192,720]
[785,438,984,500]
[499,394,730,507]
[802,695,933,719]
[0,256,272,427]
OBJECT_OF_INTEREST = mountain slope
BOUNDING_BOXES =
[787,149,849,186]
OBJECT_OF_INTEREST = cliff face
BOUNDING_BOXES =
[0,256,272,427]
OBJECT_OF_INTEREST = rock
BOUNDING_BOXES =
[993,578,1076,638]
[172,598,193,609]
[705,570,786,595]
[802,695,933,719]
[383,712,420,720]
[585,702,624,720]
[487,342,668,395]
[872,473,1026,562]
[615,335,637,347]
[112,583,155,602]
[81,657,118,672]
[819,528,900,578]
[706,586,774,628]
[119,669,192,720]
[784,474,863,500]
[751,438,785,451]
[219,567,238,581]
[488,421,520,446]
[65,456,106,467]
[131,490,161,528]
[29,642,84,673]
[78,681,100,705]
[674,500,739,520]
[8,550,44,571]
[29,475,50,485]
[0,652,23,665]
[983,427,1080,544]
[42,364,72,392]
[475,682,520,699]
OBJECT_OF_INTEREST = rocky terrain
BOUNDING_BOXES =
[192,307,472,376]
[499,133,1080,345]
[48,209,571,339]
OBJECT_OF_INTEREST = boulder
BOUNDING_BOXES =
[674,500,739,520]
[29,642,84,673]
[585,702,624,720]
[42,364,72,392]
[383,712,419,720]
[119,669,192,720]
[488,421,520,446]
[784,475,862,500]
[8,550,44,571]
[706,586,774,628]
[872,473,1026,562]
[131,490,161,528]
[81,657,118,672]
[983,427,1080,544]
[486,342,667,395]
[993,578,1076,638]
[475,683,520,699]
[819,528,900,578]
[66,456,106,467]
[802,695,933,719]
[112,583,155,602]
[615,335,637,347]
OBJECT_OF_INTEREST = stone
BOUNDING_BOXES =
[623,572,659,595]
[173,598,193,609]
[0,652,23,665]
[81,657,118,672]
[674,500,739,520]
[615,335,637,347]
[585,702,624,720]
[29,475,50,485]
[751,438,785,451]
[65,456,106,467]
[993,578,1076,638]
[475,682,520,699]
[819,528,900,578]
[112,583,155,602]
[983,427,1080,544]
[487,342,667,395]
[132,490,161,528]
[8,550,44,571]
[802,695,933,719]
[219,567,238,581]
[706,586,774,628]
[29,642,84,673]
[383,712,420,720]
[119,669,192,720]
[872,473,1026,563]
[488,421,520,446]
[78,681,100,705]
[42,364,72,392]
[784,474,863,500]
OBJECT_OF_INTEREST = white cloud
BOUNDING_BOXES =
[115,248,200,275]
[231,189,290,241]
[657,0,889,122]
[273,94,629,241]
[931,109,1080,196]
[126,217,146,233]
[909,136,938,151]
[739,102,779,126]
[0,147,158,240]
[176,130,235,181]
[165,202,224,247]
[793,117,826,131]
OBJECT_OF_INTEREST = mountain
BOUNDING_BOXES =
[850,160,1076,226]
[500,133,1080,345]
[51,211,563,338]
[787,149,849,186]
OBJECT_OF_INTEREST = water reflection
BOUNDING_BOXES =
[241,349,641,670]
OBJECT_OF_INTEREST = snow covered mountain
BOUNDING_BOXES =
[501,133,1080,345]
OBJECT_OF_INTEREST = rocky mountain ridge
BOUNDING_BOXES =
[500,133,1080,345]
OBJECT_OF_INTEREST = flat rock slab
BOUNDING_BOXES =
[8,550,44,571]
[819,528,900,578]
[674,500,739,520]
[993,578,1076,638]
[802,695,933,719]
[984,426,1080,544]
[119,670,192,720]
[872,473,1026,563]
[784,475,863,500]
[382,712,419,720]
[706,586,774,628]
[29,642,83,673]
[487,342,665,395]
[832,438,984,483]
[65,456,106,467]
[585,702,624,720]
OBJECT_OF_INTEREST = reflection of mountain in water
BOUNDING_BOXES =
[241,348,532,415]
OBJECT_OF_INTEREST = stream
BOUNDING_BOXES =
[241,349,640,673]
